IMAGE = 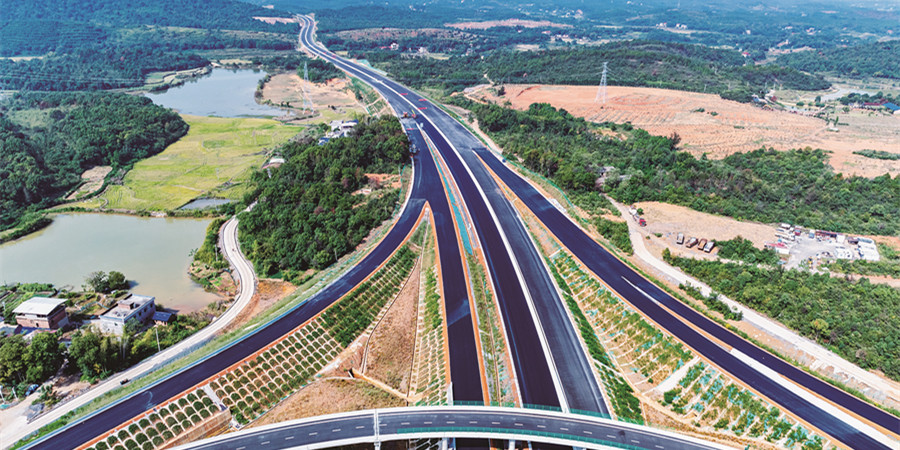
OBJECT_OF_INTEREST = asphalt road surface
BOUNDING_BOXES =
[298,16,609,414]
[30,93,488,449]
[174,407,728,450]
[298,15,899,449]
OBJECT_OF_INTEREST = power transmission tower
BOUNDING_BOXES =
[301,62,314,112]
[595,62,608,104]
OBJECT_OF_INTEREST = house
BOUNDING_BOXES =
[153,311,176,326]
[100,294,156,335]
[12,297,69,330]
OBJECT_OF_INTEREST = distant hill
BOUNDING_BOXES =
[778,41,899,79]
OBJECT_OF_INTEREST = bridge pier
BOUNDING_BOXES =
[508,439,515,450]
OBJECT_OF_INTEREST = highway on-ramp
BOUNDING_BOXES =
[28,89,487,449]
[298,16,609,415]
[297,15,899,450]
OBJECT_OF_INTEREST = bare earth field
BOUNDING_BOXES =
[65,166,112,200]
[247,378,403,428]
[261,73,364,124]
[222,279,296,333]
[473,84,900,177]
[334,27,474,42]
[446,19,571,30]
[363,263,420,393]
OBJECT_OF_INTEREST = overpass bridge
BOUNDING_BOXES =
[172,406,730,450]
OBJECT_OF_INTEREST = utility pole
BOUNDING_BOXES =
[155,326,161,352]
[595,62,608,104]
[302,62,314,112]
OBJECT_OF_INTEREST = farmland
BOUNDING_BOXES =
[472,84,900,177]
[73,115,297,212]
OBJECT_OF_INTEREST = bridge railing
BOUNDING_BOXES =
[398,426,644,450]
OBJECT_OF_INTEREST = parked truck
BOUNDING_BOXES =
[685,237,698,248]
[676,232,684,245]
[697,238,708,250]
[702,240,716,253]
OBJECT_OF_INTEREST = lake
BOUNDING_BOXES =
[145,69,285,117]
[0,214,220,313]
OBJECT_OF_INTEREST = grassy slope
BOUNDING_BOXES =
[75,115,296,211]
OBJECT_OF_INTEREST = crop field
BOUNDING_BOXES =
[83,244,418,450]
[74,115,297,212]
[473,84,900,177]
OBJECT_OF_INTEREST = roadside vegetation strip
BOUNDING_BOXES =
[411,218,451,406]
[510,183,834,448]
[664,251,900,382]
[80,242,420,450]
[466,254,516,405]
[11,173,418,450]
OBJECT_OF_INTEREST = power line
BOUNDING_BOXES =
[595,62,608,104]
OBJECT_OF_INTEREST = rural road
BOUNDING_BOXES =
[4,215,257,447]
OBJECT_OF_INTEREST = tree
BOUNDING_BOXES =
[68,330,118,379]
[107,271,128,291]
[0,335,27,385]
[25,332,64,384]
[85,271,109,293]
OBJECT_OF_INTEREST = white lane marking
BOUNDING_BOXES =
[622,277,659,305]
[285,436,294,440]
[356,425,365,429]
[584,430,593,435]
[308,432,317,436]
[560,427,569,431]
[424,421,433,424]
[491,421,500,425]
[607,435,617,438]
[655,445,665,449]
[631,439,640,444]
[537,424,546,428]
[446,421,455,424]
[401,422,410,425]
[469,420,478,424]
[514,423,523,427]
[261,441,270,445]
[332,428,341,432]
[237,447,245,450]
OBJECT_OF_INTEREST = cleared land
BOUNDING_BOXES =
[363,262,419,393]
[65,166,112,200]
[247,378,403,428]
[446,19,571,30]
[73,115,296,211]
[333,27,474,42]
[473,84,900,177]
[261,73,365,124]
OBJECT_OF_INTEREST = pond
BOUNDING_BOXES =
[180,198,234,211]
[0,214,220,313]
[145,68,286,117]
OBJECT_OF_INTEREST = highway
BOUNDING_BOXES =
[296,15,899,449]
[297,16,609,415]
[28,90,488,448]
[171,407,730,450]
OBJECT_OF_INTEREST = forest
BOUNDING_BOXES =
[238,115,410,278]
[0,92,188,230]
[778,41,899,80]
[0,0,296,56]
[251,54,344,82]
[368,40,829,101]
[664,252,900,381]
[0,0,299,91]
[458,100,899,235]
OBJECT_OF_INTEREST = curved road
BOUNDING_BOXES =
[171,407,729,450]
[297,15,899,449]
[28,101,488,448]
[6,215,257,447]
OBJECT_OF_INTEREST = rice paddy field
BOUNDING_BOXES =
[74,115,298,211]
